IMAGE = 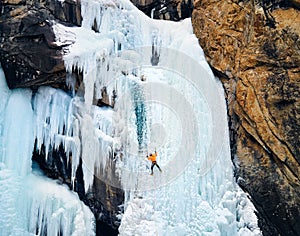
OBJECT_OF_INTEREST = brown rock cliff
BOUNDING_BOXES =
[0,0,81,89]
[192,0,300,235]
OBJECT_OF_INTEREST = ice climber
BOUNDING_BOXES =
[146,150,162,175]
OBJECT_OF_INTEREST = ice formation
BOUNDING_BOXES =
[0,0,262,235]
[0,68,95,235]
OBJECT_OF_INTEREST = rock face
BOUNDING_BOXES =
[132,0,193,21]
[0,0,81,89]
[192,1,300,235]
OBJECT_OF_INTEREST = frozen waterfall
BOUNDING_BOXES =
[0,0,261,235]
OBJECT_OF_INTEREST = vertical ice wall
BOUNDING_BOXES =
[52,0,211,192]
[50,0,260,235]
[117,69,241,235]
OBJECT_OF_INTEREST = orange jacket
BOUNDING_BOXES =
[147,152,157,162]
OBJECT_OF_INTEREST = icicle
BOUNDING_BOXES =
[66,72,76,97]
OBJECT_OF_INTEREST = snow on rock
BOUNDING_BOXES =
[237,189,262,235]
